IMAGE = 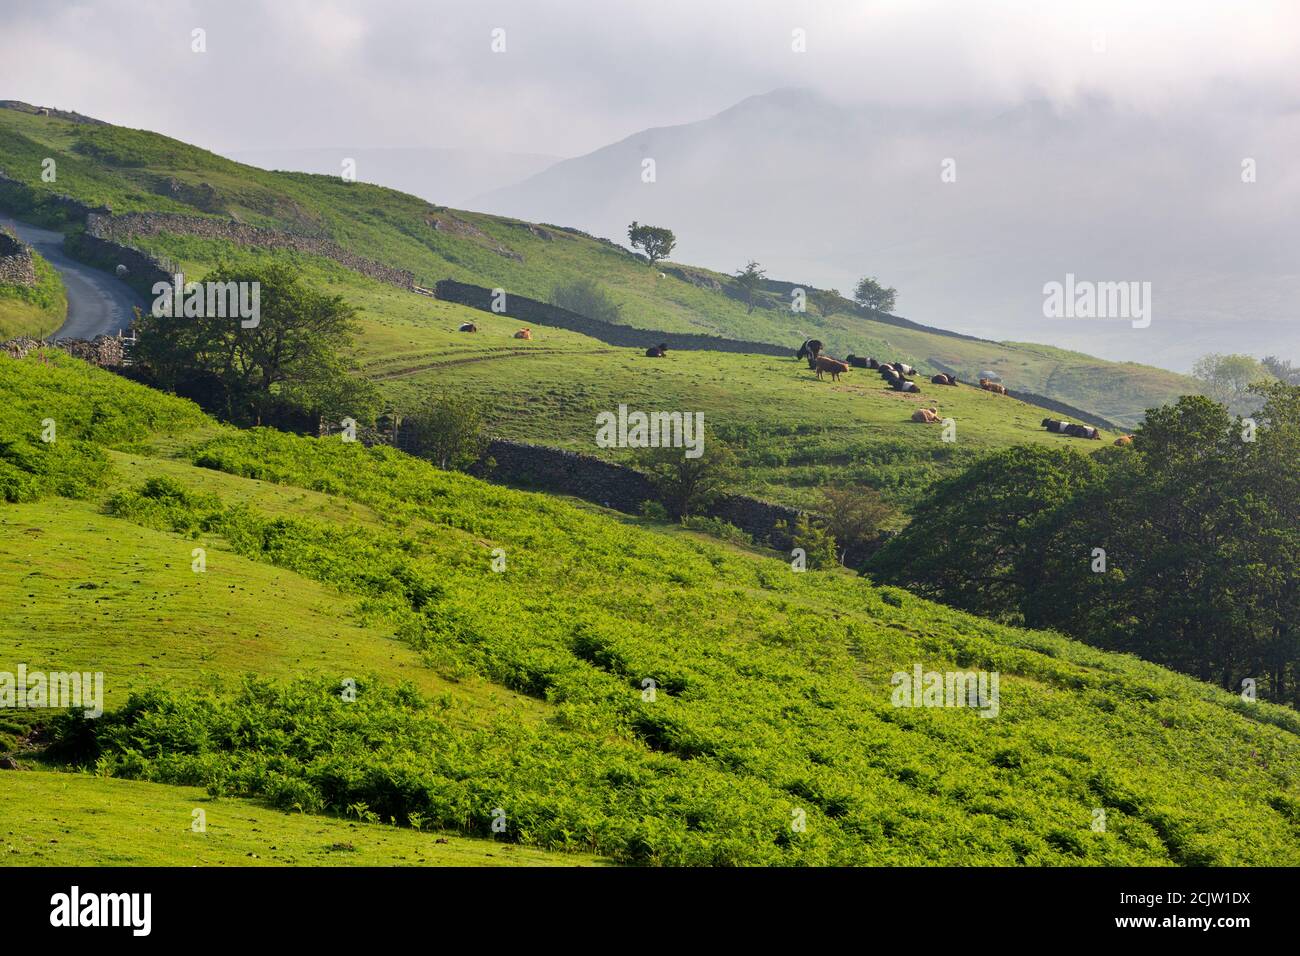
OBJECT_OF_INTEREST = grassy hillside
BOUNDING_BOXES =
[1,772,603,866]
[121,237,1121,510]
[0,248,65,339]
[1,351,1296,866]
[0,106,1197,426]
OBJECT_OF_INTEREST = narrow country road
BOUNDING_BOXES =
[0,214,143,338]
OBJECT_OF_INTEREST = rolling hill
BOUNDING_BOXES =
[130,234,1126,510]
[1,351,1297,866]
[0,102,1199,429]
[472,87,1300,372]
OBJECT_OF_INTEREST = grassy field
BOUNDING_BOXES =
[0,105,1198,427]
[2,772,605,866]
[118,237,1122,510]
[1,351,1296,866]
[0,250,65,339]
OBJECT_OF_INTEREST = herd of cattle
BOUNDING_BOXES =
[794,338,1131,445]
[452,322,1129,445]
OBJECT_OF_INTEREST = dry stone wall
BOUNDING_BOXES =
[434,280,794,357]
[86,213,415,290]
[1,334,127,366]
[476,438,805,548]
[0,228,36,286]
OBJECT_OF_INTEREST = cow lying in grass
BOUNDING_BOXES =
[880,367,921,391]
[815,355,850,381]
[1043,418,1102,440]
[911,407,941,423]
[1114,434,1133,446]
[458,322,477,332]
[514,328,532,340]
[931,373,958,386]
[845,354,871,368]
[645,343,669,357]
[979,378,1007,394]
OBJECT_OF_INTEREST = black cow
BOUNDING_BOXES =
[796,339,824,361]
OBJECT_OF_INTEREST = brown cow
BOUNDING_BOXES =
[514,328,532,340]
[815,355,850,381]
[979,378,1007,395]
[911,407,941,423]
[1114,434,1134,446]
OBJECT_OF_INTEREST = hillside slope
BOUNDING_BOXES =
[0,104,1198,427]
[473,87,1300,372]
[1,352,1296,866]
[0,243,64,339]
[131,237,1121,510]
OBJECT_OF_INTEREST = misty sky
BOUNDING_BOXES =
[3,1,1298,369]
[4,0,1298,157]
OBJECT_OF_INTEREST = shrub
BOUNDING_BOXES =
[400,390,490,472]
[548,277,622,323]
[681,514,752,546]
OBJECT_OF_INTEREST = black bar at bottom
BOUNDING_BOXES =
[0,866,1289,942]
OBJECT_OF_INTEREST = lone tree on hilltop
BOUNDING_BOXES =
[814,288,841,317]
[853,276,898,313]
[735,260,766,313]
[627,221,676,266]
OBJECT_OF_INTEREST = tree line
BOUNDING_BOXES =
[869,384,1300,706]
